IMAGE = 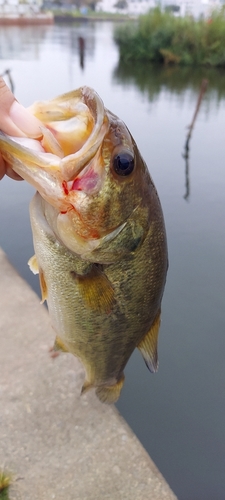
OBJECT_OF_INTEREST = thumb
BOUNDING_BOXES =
[0,77,42,138]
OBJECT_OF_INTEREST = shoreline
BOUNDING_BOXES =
[0,12,131,25]
[0,13,54,25]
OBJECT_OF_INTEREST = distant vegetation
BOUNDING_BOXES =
[114,7,225,66]
[52,8,128,20]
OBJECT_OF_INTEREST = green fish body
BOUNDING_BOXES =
[0,87,168,403]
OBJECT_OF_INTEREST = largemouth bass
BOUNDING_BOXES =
[0,87,168,403]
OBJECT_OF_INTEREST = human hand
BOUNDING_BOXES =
[0,76,42,180]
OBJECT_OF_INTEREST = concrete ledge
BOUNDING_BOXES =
[0,248,177,500]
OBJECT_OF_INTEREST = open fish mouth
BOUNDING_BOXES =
[0,87,109,209]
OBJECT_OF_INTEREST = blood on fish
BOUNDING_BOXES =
[71,180,82,191]
[62,181,69,195]
[71,169,99,192]
[89,229,100,238]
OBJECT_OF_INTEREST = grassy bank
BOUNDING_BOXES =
[114,7,225,66]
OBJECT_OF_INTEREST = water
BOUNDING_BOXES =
[0,22,225,500]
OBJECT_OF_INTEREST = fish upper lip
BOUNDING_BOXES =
[1,86,109,175]
[59,87,109,182]
[60,116,109,182]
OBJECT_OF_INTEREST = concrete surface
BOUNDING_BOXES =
[0,248,177,500]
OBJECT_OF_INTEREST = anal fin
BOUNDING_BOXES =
[53,336,69,353]
[95,374,125,404]
[138,310,161,373]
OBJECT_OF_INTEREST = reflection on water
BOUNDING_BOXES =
[183,78,208,201]
[0,24,95,62]
[0,23,225,500]
[114,60,223,203]
[114,59,225,103]
[0,25,50,60]
[183,148,190,201]
[78,36,85,70]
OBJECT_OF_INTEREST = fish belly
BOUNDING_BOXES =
[29,192,167,403]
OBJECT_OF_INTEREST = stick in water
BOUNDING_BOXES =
[183,79,208,200]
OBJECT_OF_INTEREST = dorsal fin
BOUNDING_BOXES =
[137,310,161,373]
[39,268,48,304]
[28,256,48,304]
[28,254,39,274]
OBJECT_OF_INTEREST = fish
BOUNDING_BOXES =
[0,86,168,404]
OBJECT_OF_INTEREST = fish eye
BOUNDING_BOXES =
[113,152,134,176]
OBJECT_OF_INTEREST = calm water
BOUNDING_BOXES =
[0,22,225,500]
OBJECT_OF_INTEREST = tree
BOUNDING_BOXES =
[114,0,127,9]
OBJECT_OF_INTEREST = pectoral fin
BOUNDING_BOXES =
[71,265,115,313]
[138,310,161,373]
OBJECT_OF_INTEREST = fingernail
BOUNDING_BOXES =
[9,101,42,138]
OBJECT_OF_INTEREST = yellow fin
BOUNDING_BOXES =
[53,336,69,353]
[71,265,115,313]
[40,126,64,158]
[39,268,48,304]
[81,379,94,395]
[95,374,125,404]
[138,310,161,373]
[28,254,39,275]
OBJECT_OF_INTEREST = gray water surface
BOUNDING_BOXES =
[0,22,225,500]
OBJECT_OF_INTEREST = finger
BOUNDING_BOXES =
[0,154,23,181]
[9,101,42,138]
[5,163,23,181]
[0,77,42,138]
[0,154,6,180]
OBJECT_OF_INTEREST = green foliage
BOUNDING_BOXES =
[0,469,12,500]
[0,490,10,500]
[114,0,128,9]
[114,6,225,66]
